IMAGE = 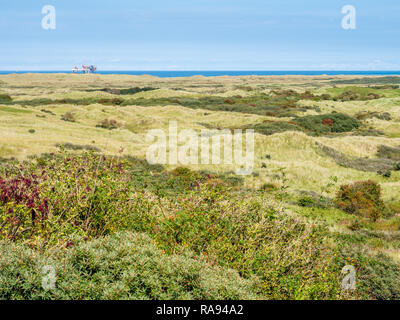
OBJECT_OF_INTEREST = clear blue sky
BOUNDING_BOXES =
[0,0,399,70]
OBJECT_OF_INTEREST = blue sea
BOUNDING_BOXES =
[0,70,400,77]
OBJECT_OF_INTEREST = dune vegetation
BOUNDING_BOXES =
[1,73,400,300]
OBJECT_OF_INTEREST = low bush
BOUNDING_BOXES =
[96,118,120,130]
[261,162,267,168]
[0,94,12,103]
[119,92,326,117]
[333,90,381,102]
[97,98,124,106]
[61,112,76,122]
[317,143,396,172]
[374,112,391,121]
[359,253,400,299]
[295,113,360,136]
[119,87,156,95]
[0,151,343,299]
[369,85,400,89]
[41,109,56,116]
[259,183,278,192]
[0,152,244,246]
[153,192,341,299]
[296,190,332,209]
[377,145,400,161]
[241,113,360,137]
[242,121,302,136]
[0,232,260,300]
[352,128,385,137]
[335,180,385,221]
[329,77,400,85]
[338,245,400,300]
[92,87,157,95]
[55,143,101,152]
[377,170,392,178]
[0,151,132,246]
[298,196,316,207]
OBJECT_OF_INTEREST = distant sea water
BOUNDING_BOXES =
[0,70,400,77]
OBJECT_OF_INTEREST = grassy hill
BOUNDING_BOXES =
[1,74,400,299]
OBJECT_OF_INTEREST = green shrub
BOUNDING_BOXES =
[61,112,76,122]
[348,219,363,231]
[259,183,278,192]
[0,151,132,246]
[377,170,392,178]
[335,180,384,221]
[119,87,157,95]
[97,98,124,105]
[317,143,396,172]
[330,77,400,85]
[0,151,345,299]
[119,92,326,117]
[375,112,391,121]
[0,151,244,246]
[152,185,342,299]
[338,245,400,300]
[377,145,400,161]
[41,109,56,116]
[96,87,157,95]
[242,121,302,136]
[296,191,332,209]
[321,94,331,100]
[298,196,316,207]
[359,254,400,299]
[0,232,260,300]
[355,111,391,121]
[383,202,400,218]
[296,113,360,136]
[96,118,120,130]
[0,94,12,103]
[55,143,101,152]
[261,162,267,168]
[353,128,385,137]
[332,89,381,101]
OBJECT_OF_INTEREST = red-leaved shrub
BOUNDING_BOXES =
[335,180,384,221]
[322,118,333,126]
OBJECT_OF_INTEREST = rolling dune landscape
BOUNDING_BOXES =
[1,73,400,299]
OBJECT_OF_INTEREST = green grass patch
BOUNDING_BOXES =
[0,106,32,114]
[325,86,384,101]
[329,76,400,85]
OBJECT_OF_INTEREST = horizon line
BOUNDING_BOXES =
[1,69,400,72]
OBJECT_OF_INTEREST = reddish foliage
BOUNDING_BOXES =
[0,174,49,222]
[336,180,384,221]
[322,118,334,126]
[224,99,235,105]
